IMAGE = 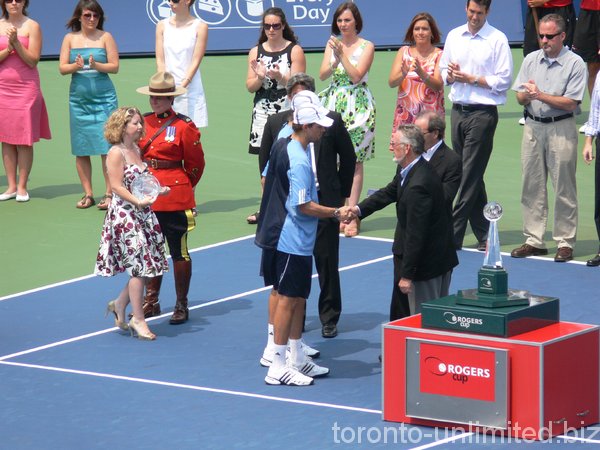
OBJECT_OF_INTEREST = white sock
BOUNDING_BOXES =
[289,338,304,366]
[271,344,287,369]
[267,323,274,348]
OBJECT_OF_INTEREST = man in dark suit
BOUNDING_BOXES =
[258,73,356,348]
[353,124,458,320]
[414,111,462,214]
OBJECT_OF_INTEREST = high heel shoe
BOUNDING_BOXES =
[128,318,156,341]
[105,300,129,331]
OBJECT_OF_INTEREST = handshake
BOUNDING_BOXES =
[334,205,359,222]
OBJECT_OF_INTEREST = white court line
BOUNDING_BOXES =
[0,234,258,302]
[409,433,476,449]
[0,253,392,362]
[0,360,381,415]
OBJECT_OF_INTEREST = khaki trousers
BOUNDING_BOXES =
[520,118,578,249]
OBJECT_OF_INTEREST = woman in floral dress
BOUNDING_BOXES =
[319,2,375,237]
[95,107,169,341]
[388,12,444,132]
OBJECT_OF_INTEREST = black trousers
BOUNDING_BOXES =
[314,217,342,326]
[154,210,196,261]
[451,105,498,248]
[390,254,411,321]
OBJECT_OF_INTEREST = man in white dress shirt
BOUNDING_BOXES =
[439,0,513,251]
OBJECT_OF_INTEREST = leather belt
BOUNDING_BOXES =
[524,110,574,124]
[143,158,182,169]
[452,103,497,113]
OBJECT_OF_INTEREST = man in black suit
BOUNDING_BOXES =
[414,111,462,212]
[352,124,458,320]
[258,73,356,348]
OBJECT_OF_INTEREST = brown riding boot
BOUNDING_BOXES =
[143,276,163,318]
[170,260,191,325]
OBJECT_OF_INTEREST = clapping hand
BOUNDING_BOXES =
[88,54,96,69]
[6,26,17,47]
[266,63,282,82]
[75,53,85,69]
[328,36,342,64]
[447,61,461,84]
[413,58,428,81]
[401,56,414,78]
[251,59,267,80]
[520,80,540,101]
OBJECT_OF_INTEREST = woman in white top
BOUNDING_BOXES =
[156,0,208,127]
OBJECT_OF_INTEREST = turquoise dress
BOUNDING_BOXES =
[68,48,117,156]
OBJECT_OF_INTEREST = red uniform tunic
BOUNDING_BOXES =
[139,109,205,212]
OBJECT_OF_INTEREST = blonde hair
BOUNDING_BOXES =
[104,107,145,145]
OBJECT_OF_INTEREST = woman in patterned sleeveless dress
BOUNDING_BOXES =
[95,107,169,341]
[245,7,305,224]
[59,0,119,210]
[388,13,444,134]
[319,2,375,237]
[156,0,208,128]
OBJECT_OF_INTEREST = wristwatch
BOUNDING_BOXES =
[473,76,479,87]
[333,208,341,219]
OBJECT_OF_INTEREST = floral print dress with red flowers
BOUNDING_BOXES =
[95,164,168,278]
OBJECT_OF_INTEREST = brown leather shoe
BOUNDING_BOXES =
[554,247,573,262]
[510,244,548,258]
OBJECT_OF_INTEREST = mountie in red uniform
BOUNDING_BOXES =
[138,108,205,324]
[140,108,205,211]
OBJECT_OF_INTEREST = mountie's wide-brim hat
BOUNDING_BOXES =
[136,71,187,97]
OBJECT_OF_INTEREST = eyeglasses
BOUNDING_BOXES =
[538,32,561,40]
[263,23,282,31]
[82,12,100,19]
[4,0,24,4]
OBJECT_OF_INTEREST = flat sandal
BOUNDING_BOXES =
[76,195,95,209]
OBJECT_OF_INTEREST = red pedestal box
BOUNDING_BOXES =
[383,315,599,439]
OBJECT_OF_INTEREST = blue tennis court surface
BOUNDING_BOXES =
[1,236,598,449]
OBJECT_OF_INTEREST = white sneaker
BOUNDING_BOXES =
[260,346,274,367]
[261,339,321,367]
[291,359,330,378]
[580,123,587,134]
[518,117,525,126]
[300,340,320,358]
[265,364,314,386]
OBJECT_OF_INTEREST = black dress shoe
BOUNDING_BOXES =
[322,324,338,338]
[587,254,600,267]
[477,241,487,252]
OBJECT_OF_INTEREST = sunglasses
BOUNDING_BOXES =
[4,0,24,4]
[82,12,99,19]
[169,0,181,3]
[263,23,282,31]
[538,32,561,40]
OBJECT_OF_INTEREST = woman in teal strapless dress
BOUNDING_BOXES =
[59,0,118,210]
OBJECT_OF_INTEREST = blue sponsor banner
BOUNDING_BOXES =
[32,0,524,57]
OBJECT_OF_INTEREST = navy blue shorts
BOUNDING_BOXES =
[260,249,312,299]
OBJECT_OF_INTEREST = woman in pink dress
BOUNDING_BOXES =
[0,0,51,202]
[388,13,444,138]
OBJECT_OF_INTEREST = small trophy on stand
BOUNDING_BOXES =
[456,202,529,308]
